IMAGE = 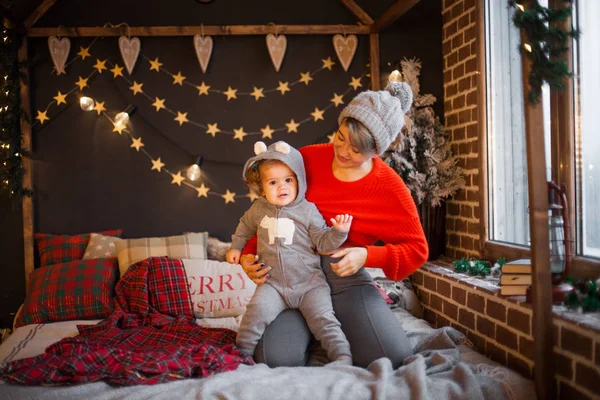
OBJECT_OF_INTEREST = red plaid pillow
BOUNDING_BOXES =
[35,229,123,268]
[16,258,119,328]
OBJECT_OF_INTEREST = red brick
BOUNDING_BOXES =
[464,25,477,42]
[464,0,476,10]
[519,336,533,360]
[554,351,573,380]
[451,33,464,50]
[467,330,486,352]
[446,21,458,37]
[438,315,451,327]
[473,205,480,218]
[452,322,468,337]
[446,218,456,231]
[453,94,465,109]
[444,100,452,112]
[438,280,451,298]
[495,325,517,350]
[476,316,495,338]
[444,70,452,84]
[424,274,437,291]
[461,236,474,250]
[467,221,479,235]
[455,218,467,233]
[447,51,458,68]
[446,83,458,98]
[470,41,477,55]
[466,91,477,106]
[507,309,530,335]
[466,124,478,139]
[460,205,472,219]
[424,308,437,326]
[420,290,430,306]
[486,341,507,365]
[486,300,506,322]
[472,239,481,253]
[443,10,453,25]
[561,328,592,359]
[458,109,471,124]
[452,286,467,305]
[411,270,424,285]
[459,308,475,329]
[458,45,471,61]
[458,14,470,29]
[452,64,465,80]
[449,233,460,247]
[507,354,531,379]
[559,382,593,400]
[444,300,458,320]
[443,39,452,56]
[465,58,477,74]
[458,76,471,92]
[451,2,463,19]
[466,157,478,169]
[448,202,460,216]
[430,294,443,312]
[575,362,600,394]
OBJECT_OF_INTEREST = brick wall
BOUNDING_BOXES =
[442,0,481,259]
[413,263,600,399]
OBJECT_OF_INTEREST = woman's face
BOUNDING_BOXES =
[332,123,373,169]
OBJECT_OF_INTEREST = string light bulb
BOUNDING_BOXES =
[516,3,525,12]
[79,96,95,111]
[186,155,203,181]
[114,104,137,129]
[524,43,532,52]
[388,69,402,83]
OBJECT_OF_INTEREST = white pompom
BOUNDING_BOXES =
[254,141,267,155]
[274,141,290,154]
[386,81,413,114]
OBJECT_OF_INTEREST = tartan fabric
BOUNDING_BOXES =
[0,256,254,386]
[115,232,208,277]
[35,229,123,268]
[15,258,118,328]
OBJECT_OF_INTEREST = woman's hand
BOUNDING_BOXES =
[240,254,271,284]
[329,247,368,277]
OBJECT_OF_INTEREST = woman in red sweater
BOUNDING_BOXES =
[240,81,429,368]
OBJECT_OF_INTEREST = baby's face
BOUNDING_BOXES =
[260,162,298,207]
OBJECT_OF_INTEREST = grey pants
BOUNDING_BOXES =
[236,279,352,362]
[254,255,413,368]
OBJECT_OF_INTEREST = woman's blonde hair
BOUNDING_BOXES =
[340,117,376,156]
[245,159,286,197]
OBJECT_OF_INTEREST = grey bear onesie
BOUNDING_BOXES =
[231,141,352,363]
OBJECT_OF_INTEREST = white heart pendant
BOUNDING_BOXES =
[193,34,213,73]
[333,34,358,72]
[266,33,287,72]
[118,36,141,75]
[48,36,71,74]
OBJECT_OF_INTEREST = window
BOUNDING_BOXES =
[483,0,599,269]
[574,1,600,259]
[484,0,551,247]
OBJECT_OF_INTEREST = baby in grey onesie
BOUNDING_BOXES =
[226,140,353,365]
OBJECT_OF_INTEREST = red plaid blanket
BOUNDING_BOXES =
[0,256,254,386]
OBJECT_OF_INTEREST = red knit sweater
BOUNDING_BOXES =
[242,143,428,280]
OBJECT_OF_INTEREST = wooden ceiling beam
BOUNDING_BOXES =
[374,0,422,32]
[27,24,371,37]
[24,0,59,28]
[337,0,374,25]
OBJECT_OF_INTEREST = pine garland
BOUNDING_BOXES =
[564,278,600,313]
[509,0,579,104]
[452,257,506,278]
[0,12,32,201]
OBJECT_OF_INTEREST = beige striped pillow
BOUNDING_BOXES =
[115,232,208,277]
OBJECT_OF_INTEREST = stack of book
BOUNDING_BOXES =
[499,259,532,296]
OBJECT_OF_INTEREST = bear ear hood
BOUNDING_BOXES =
[242,141,307,205]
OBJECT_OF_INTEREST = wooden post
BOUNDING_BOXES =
[519,10,555,399]
[18,38,34,291]
[369,33,380,90]
[549,0,575,248]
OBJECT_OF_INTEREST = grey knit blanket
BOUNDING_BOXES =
[0,325,512,400]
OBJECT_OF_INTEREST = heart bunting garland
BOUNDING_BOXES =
[266,33,287,72]
[333,34,358,72]
[193,34,213,73]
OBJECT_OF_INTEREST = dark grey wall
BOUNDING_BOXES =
[0,0,442,328]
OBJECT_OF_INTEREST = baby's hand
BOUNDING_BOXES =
[330,214,353,233]
[226,249,241,264]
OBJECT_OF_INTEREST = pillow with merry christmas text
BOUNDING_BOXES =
[182,259,256,319]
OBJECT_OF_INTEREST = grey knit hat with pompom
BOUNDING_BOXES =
[338,81,413,156]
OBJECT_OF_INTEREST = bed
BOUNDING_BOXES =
[0,232,536,400]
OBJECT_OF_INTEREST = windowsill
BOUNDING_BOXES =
[423,259,600,334]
